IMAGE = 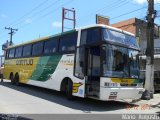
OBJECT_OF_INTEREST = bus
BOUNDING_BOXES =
[140,55,160,92]
[4,24,144,101]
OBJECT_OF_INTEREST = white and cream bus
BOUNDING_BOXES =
[4,24,144,100]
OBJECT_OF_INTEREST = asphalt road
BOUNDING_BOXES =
[0,80,159,119]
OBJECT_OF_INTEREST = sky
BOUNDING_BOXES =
[0,0,160,55]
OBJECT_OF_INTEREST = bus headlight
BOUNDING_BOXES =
[104,82,118,87]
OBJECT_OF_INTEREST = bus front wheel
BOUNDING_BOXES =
[66,80,73,99]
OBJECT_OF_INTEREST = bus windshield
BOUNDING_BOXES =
[103,44,129,78]
[103,45,139,78]
[103,28,139,48]
[129,49,139,78]
[102,45,139,78]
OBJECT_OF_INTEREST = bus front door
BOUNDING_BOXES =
[85,46,101,97]
[74,46,101,98]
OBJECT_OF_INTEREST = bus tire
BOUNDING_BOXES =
[15,73,20,86]
[66,79,73,100]
[1,74,3,82]
[10,73,15,84]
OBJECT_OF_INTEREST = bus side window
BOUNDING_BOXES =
[59,32,77,53]
[32,42,44,56]
[15,47,22,58]
[5,50,9,59]
[23,44,32,57]
[80,28,100,46]
[8,48,15,58]
[80,30,87,45]
[87,28,100,44]
[44,38,58,54]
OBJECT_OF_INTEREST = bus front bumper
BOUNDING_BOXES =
[99,87,144,101]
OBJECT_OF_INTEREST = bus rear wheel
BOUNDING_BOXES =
[10,73,15,84]
[66,80,73,99]
[14,73,20,86]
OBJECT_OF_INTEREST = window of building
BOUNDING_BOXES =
[32,42,44,56]
[8,48,15,58]
[23,44,32,57]
[15,47,22,58]
[44,38,58,54]
[59,32,77,52]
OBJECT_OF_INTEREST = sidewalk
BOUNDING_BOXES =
[119,93,160,114]
[130,93,160,114]
[137,93,160,111]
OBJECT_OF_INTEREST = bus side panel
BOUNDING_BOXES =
[26,54,85,97]
[4,58,39,83]
[52,54,85,97]
[4,59,13,79]
[29,55,62,81]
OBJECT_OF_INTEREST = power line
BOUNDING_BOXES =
[7,0,50,27]
[0,0,62,39]
[13,0,60,27]
[110,6,147,20]
[78,0,128,25]
[100,0,130,15]
[18,0,74,29]
[110,3,160,20]
[0,0,50,38]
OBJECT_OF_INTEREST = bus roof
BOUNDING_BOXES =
[77,24,135,37]
[7,24,135,49]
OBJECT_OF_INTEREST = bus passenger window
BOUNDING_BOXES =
[44,39,58,54]
[87,29,100,44]
[5,50,9,59]
[15,47,22,58]
[80,30,87,45]
[32,42,43,56]
[23,45,32,57]
[59,33,77,52]
[80,28,100,45]
[8,49,15,58]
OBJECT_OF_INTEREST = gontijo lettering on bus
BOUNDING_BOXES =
[16,59,33,65]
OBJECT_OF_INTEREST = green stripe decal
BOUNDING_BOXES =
[133,79,144,83]
[30,55,62,81]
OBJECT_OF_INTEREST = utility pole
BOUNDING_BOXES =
[62,7,76,32]
[5,27,18,46]
[142,0,156,100]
